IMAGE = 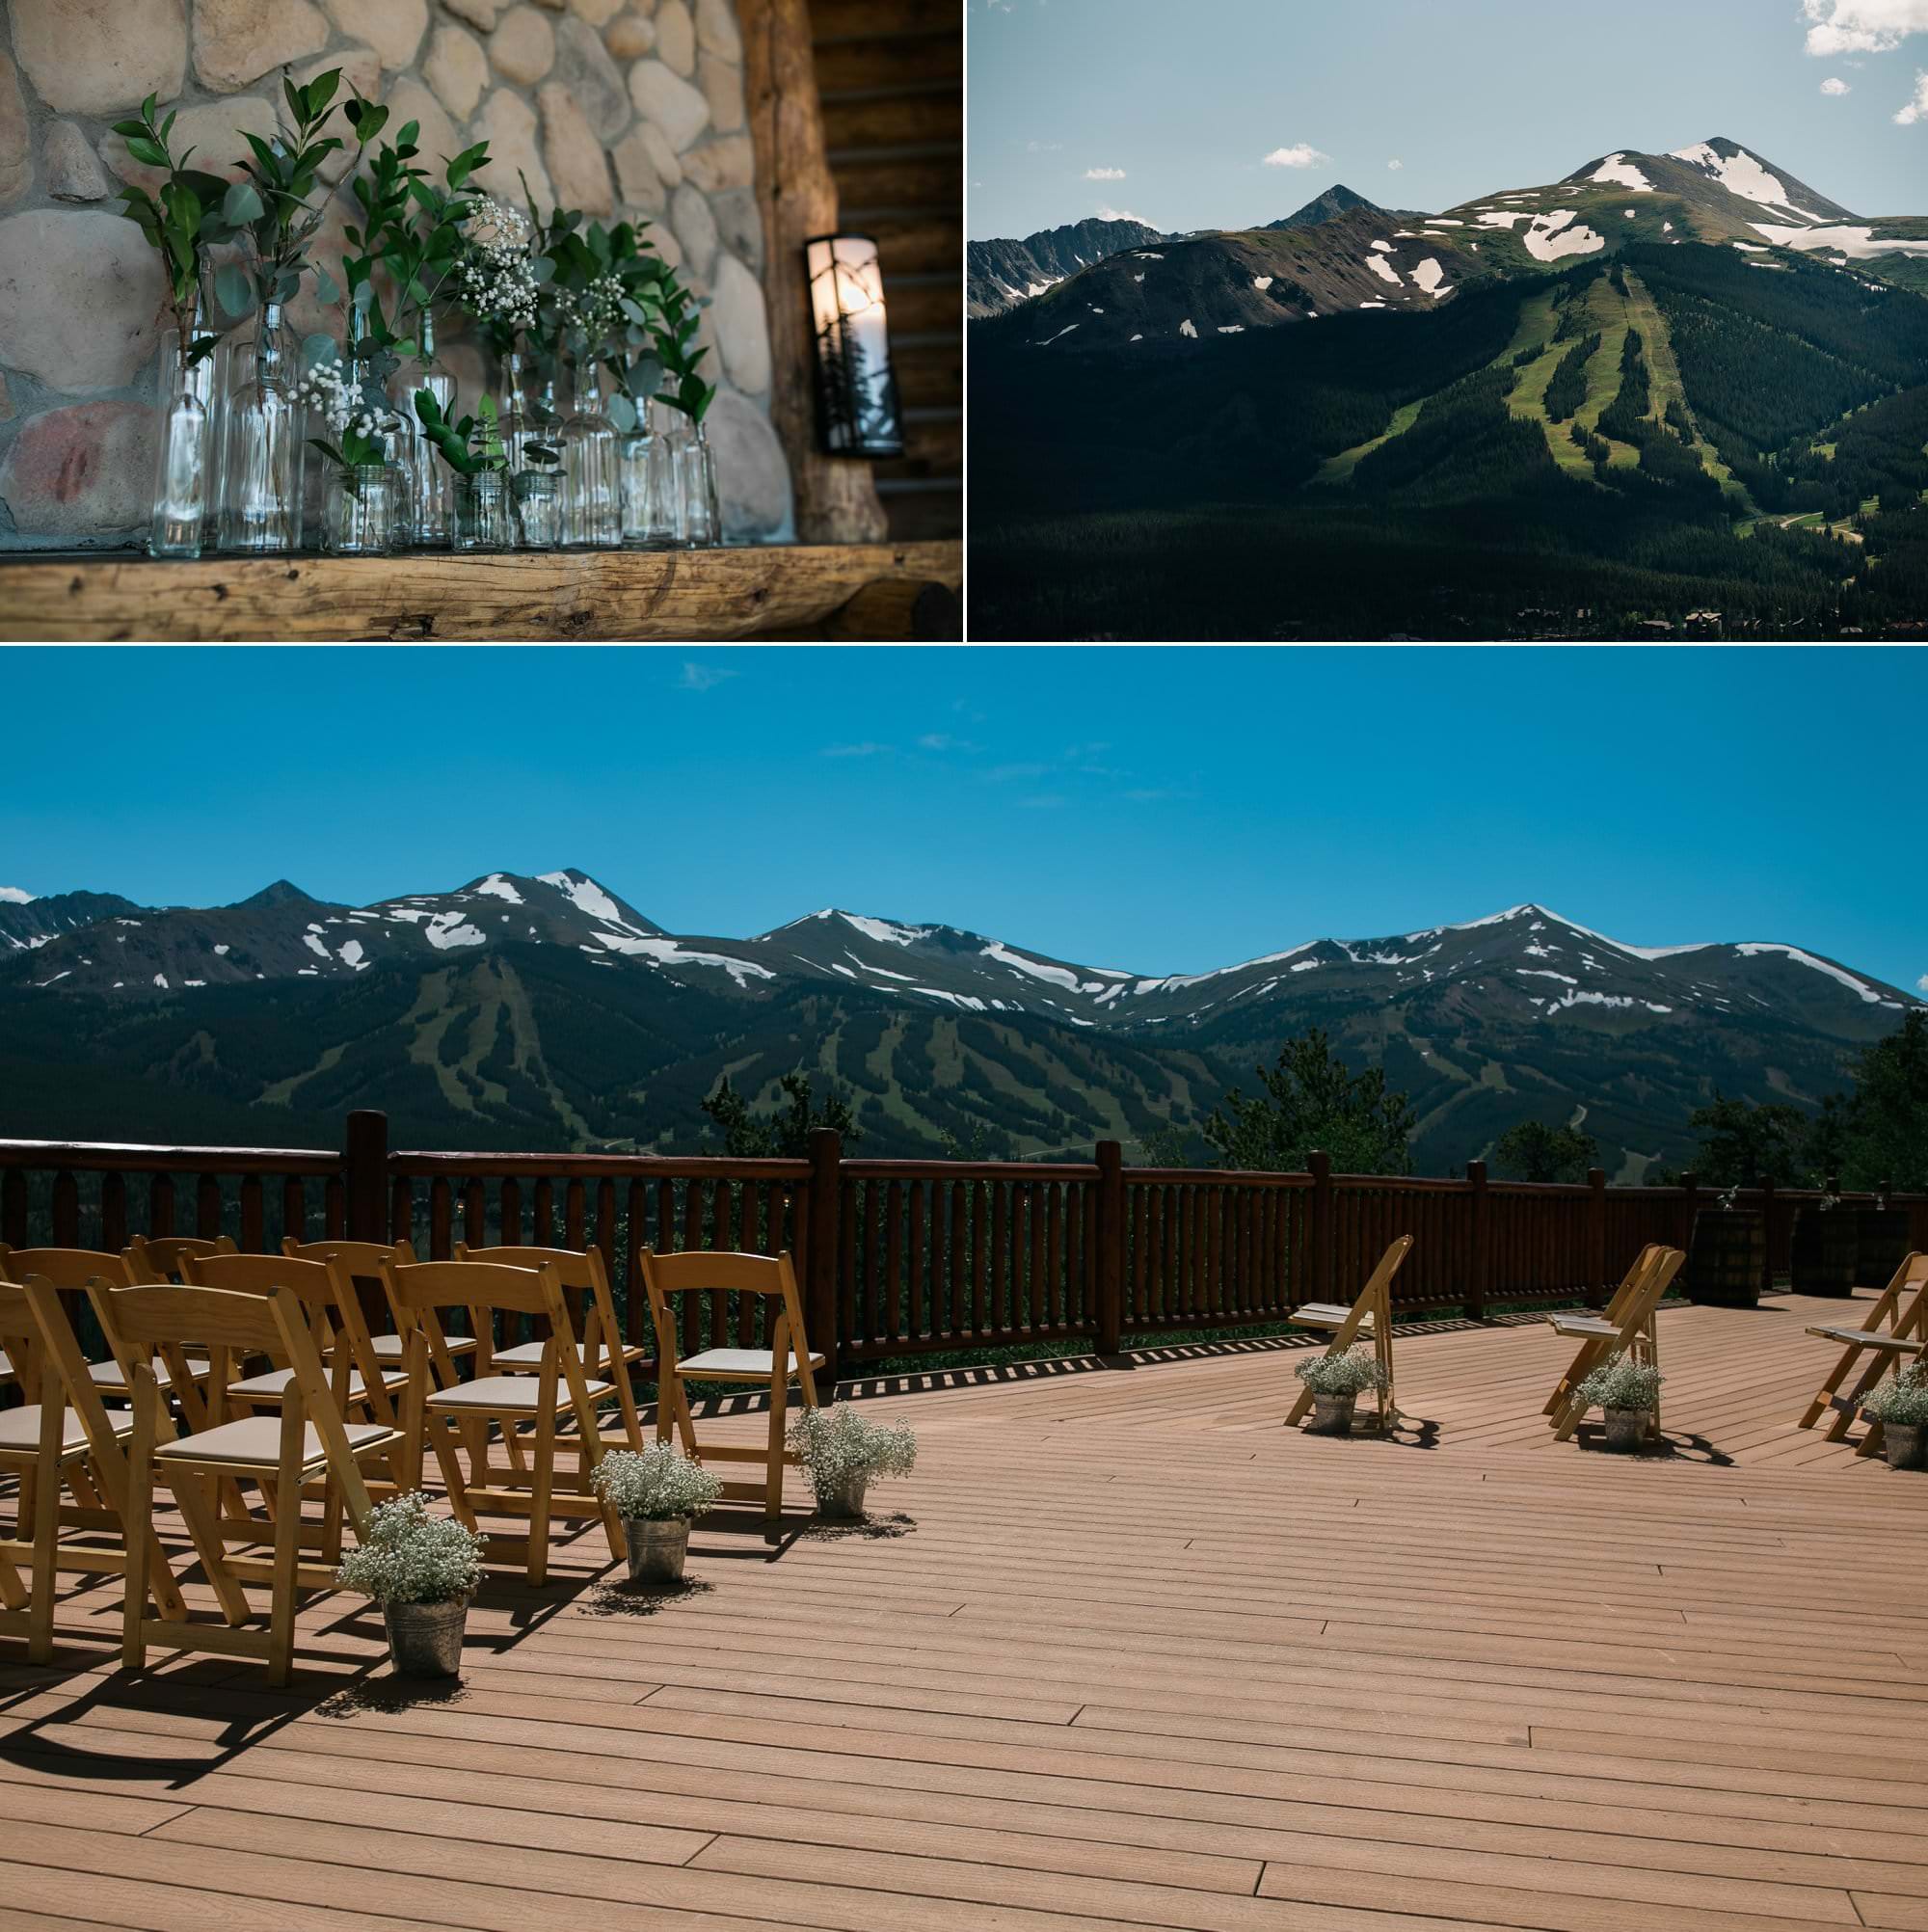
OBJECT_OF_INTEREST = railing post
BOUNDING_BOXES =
[1758,1173,1777,1299]
[1307,1150,1332,1306]
[1587,1167,1607,1309]
[807,1127,843,1384]
[343,1110,388,1242]
[1095,1140,1124,1356]
[1680,1169,1699,1254]
[1464,1159,1487,1322]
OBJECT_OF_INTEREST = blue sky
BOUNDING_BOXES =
[3,646,1924,997]
[968,0,1928,238]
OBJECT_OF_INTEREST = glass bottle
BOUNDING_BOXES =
[322,465,393,554]
[643,399,684,548]
[217,301,302,552]
[616,409,652,548]
[149,312,215,558]
[677,416,721,549]
[390,309,457,548]
[451,471,512,550]
[513,469,561,548]
[558,356,620,549]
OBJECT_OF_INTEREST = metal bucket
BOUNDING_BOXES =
[815,1473,871,1519]
[625,1516,689,1582]
[1309,1391,1356,1436]
[1602,1408,1648,1453]
[384,1597,469,1677]
[1883,1421,1926,1470]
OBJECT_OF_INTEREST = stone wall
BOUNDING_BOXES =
[0,0,792,548]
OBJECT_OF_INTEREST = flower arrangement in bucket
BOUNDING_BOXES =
[1861,1365,1928,1470]
[335,1491,488,1677]
[591,1443,725,1582]
[1575,1353,1663,1453]
[1293,1347,1388,1436]
[788,1404,918,1519]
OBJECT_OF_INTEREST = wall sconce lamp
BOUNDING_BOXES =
[805,233,905,459]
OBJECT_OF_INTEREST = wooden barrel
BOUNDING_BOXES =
[1857,1209,1914,1290]
[1686,1209,1764,1307]
[1789,1206,1858,1298]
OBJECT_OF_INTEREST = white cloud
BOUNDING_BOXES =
[1801,0,1928,54]
[1387,158,1404,171]
[1262,143,1329,169]
[1084,166,1126,180]
[1822,74,1853,92]
[1094,203,1145,223]
[1026,139,1062,153]
[677,662,737,691]
[822,741,891,758]
[1898,67,1928,119]
[1918,972,1928,992]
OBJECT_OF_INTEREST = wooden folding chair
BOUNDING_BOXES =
[383,1257,626,1584]
[9,1247,213,1423]
[1543,1245,1661,1421]
[1798,1251,1928,1457]
[92,1279,398,1685]
[1284,1235,1412,1435]
[453,1243,648,1456]
[282,1237,481,1380]
[0,1276,192,1660]
[125,1234,236,1282]
[1547,1247,1685,1442]
[640,1248,824,1530]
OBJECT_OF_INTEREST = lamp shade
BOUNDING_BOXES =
[805,233,905,459]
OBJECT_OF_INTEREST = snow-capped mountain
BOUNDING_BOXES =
[967,218,1168,317]
[986,136,1928,353]
[2,880,1914,1172]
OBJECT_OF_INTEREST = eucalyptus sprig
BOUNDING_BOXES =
[652,274,717,427]
[111,94,241,374]
[344,106,489,356]
[413,389,507,477]
[601,222,673,433]
[215,67,350,323]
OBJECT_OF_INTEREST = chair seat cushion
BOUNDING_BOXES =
[1548,1315,1620,1338]
[427,1373,613,1412]
[362,1331,478,1361]
[1806,1325,1921,1352]
[155,1415,394,1471]
[0,1404,132,1453]
[676,1348,824,1378]
[88,1355,211,1393]
[1289,1304,1367,1330]
[228,1366,398,1401]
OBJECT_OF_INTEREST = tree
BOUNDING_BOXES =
[1679,1091,1809,1187]
[1492,1118,1598,1184]
[701,1072,860,1159]
[1833,1010,1928,1191]
[1201,1030,1414,1176]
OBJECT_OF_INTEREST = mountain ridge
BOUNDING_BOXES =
[2,876,1915,1175]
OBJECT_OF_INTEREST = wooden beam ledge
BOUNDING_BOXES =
[0,540,962,643]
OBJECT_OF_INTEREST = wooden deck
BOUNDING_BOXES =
[3,1287,1925,1931]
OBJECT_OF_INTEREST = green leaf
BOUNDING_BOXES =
[222,180,265,227]
[304,68,341,116]
[607,391,637,433]
[396,121,420,150]
[313,263,341,308]
[240,131,283,179]
[302,333,339,369]
[120,135,169,169]
[308,437,346,469]
[109,120,150,142]
[214,261,255,320]
[284,76,305,126]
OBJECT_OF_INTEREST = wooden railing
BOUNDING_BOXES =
[3,1114,1922,1376]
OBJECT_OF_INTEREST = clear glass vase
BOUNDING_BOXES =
[510,469,564,549]
[149,325,215,558]
[322,466,393,554]
[618,402,683,548]
[513,468,561,548]
[678,419,721,549]
[389,312,457,548]
[217,302,302,553]
[559,359,620,549]
[451,471,513,550]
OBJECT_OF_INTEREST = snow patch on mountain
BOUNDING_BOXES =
[1590,153,1653,193]
[1749,222,1928,259]
[470,874,524,903]
[1733,943,1881,1003]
